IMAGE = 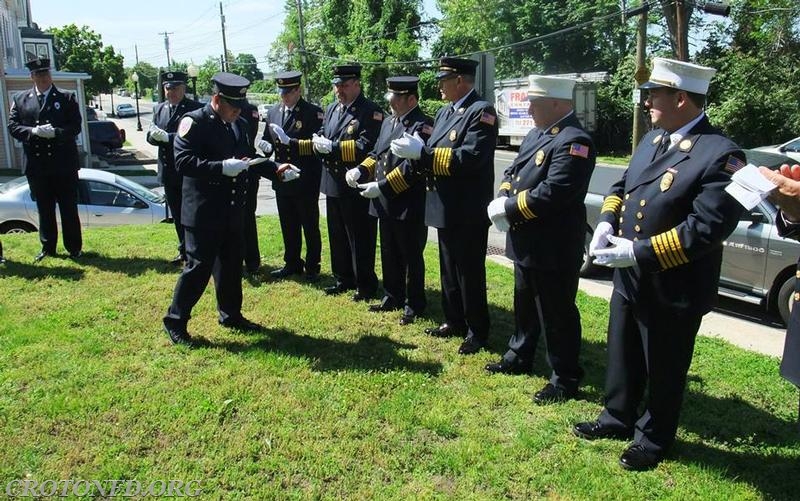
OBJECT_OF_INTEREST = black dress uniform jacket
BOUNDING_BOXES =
[8,86,81,174]
[499,112,595,269]
[318,92,384,197]
[417,89,498,228]
[147,97,203,186]
[595,114,744,455]
[264,98,324,197]
[776,215,800,387]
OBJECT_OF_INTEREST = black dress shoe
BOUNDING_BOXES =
[305,271,319,282]
[324,284,353,295]
[424,323,465,338]
[619,443,661,471]
[458,337,487,355]
[573,420,634,441]
[163,324,193,346]
[533,383,578,405]
[368,301,400,312]
[270,267,302,279]
[169,254,186,266]
[219,317,263,331]
[69,251,83,259]
[34,251,54,263]
[352,290,376,302]
[485,358,532,375]
[399,313,416,325]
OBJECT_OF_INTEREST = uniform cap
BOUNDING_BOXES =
[331,64,361,84]
[436,57,478,79]
[527,75,576,101]
[25,57,51,73]
[161,71,187,89]
[275,70,302,94]
[211,72,251,109]
[640,57,716,95]
[386,76,419,94]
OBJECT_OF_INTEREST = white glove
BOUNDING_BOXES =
[486,197,508,220]
[390,131,424,160]
[493,215,511,232]
[149,126,169,143]
[589,221,614,255]
[312,133,332,154]
[221,158,248,177]
[592,235,637,268]
[269,124,290,145]
[358,182,381,199]
[281,164,301,182]
[32,124,55,139]
[345,167,362,188]
[258,139,273,155]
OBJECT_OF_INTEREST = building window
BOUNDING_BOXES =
[23,42,49,62]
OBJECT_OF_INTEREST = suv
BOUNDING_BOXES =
[88,121,125,156]
[583,149,800,325]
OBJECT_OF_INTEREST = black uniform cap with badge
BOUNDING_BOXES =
[331,64,361,85]
[26,57,51,74]
[212,72,251,109]
[384,76,419,101]
[435,57,478,80]
[162,71,187,89]
[275,70,302,94]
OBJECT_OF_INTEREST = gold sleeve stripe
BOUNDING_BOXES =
[651,228,689,270]
[601,195,623,214]
[360,157,377,176]
[340,140,356,163]
[386,169,410,194]
[516,189,536,219]
[499,182,512,191]
[433,147,452,176]
[298,139,313,156]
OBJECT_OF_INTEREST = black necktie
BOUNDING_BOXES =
[226,123,236,142]
[443,105,454,120]
[37,94,44,107]
[655,134,670,158]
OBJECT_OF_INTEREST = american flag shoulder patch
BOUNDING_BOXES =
[724,155,746,173]
[480,111,496,126]
[373,111,384,121]
[569,143,589,158]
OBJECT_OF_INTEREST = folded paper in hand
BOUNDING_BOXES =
[725,163,777,210]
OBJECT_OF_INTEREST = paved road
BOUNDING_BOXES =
[98,94,787,357]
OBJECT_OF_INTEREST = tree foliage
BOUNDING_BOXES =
[229,53,264,83]
[47,24,125,99]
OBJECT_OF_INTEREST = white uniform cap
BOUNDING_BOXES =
[527,75,576,101]
[640,57,716,95]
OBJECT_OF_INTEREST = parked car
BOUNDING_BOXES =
[0,169,167,234]
[88,120,125,156]
[753,136,800,163]
[115,103,136,118]
[582,149,800,325]
[85,106,99,121]
[257,103,271,121]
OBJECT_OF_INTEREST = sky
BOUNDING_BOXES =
[30,0,441,75]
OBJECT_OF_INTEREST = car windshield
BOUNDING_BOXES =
[118,104,133,109]
[113,175,164,204]
[782,138,800,153]
[743,150,795,170]
[0,176,28,194]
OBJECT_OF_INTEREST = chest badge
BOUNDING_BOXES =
[535,150,545,166]
[295,120,302,130]
[347,124,355,135]
[660,172,674,192]
[449,129,457,142]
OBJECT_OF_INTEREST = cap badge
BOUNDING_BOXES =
[239,88,247,95]
[167,72,173,79]
[277,79,284,85]
[660,172,674,192]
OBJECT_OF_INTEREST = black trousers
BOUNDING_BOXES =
[379,217,427,315]
[437,224,489,341]
[598,290,702,456]
[242,176,260,272]
[26,169,82,255]
[505,264,583,390]
[276,193,322,273]
[326,195,378,294]
[164,182,185,257]
[164,222,244,328]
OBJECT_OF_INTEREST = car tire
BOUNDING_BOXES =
[777,275,796,326]
[0,221,36,234]
[579,229,596,277]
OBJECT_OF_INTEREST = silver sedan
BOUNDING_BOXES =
[0,168,167,234]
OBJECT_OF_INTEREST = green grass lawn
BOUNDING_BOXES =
[0,217,797,499]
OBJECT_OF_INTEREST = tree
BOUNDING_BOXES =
[47,24,125,99]
[230,53,264,83]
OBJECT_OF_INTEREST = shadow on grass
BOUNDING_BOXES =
[0,258,85,281]
[214,328,443,376]
[73,252,185,277]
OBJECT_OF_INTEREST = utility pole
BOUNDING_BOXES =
[134,44,139,65]
[159,31,174,69]
[296,0,309,99]
[219,2,229,72]
[632,12,648,147]
[674,0,688,61]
